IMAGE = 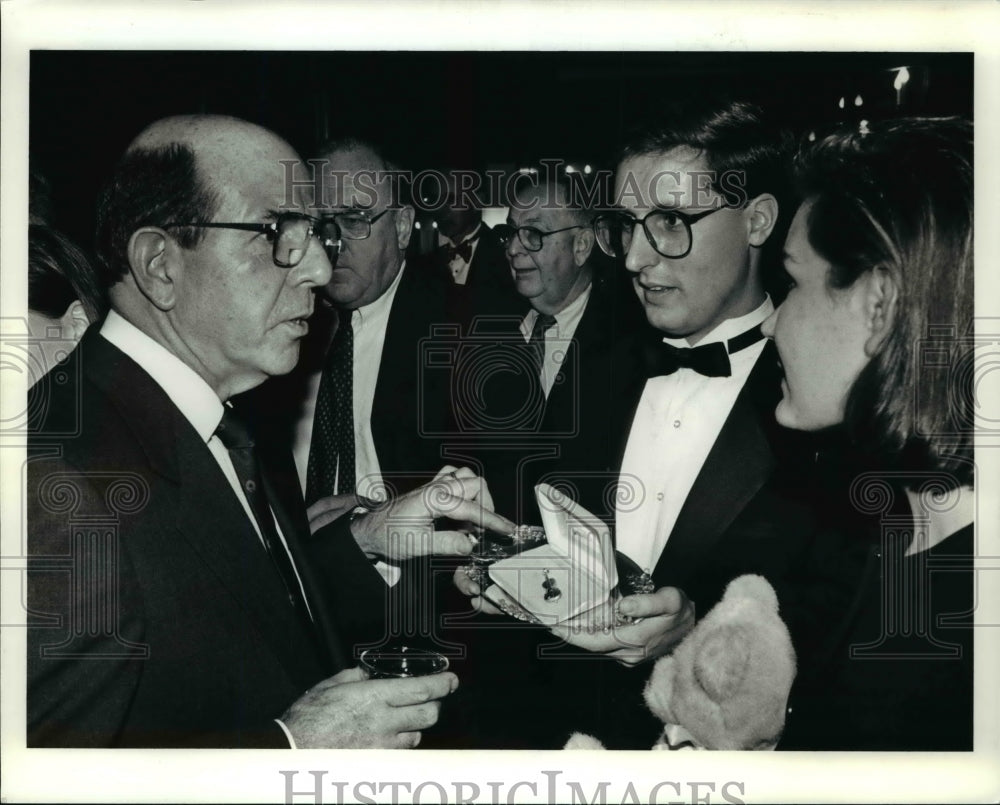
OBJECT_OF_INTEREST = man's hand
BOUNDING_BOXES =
[550,587,696,666]
[452,565,504,616]
[282,666,458,749]
[307,493,362,534]
[351,466,514,562]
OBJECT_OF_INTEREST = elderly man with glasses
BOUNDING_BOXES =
[476,173,646,524]
[443,171,651,748]
[26,115,514,748]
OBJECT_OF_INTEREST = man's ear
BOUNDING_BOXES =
[395,205,415,251]
[746,193,778,247]
[59,300,91,344]
[573,227,596,266]
[863,267,899,357]
[126,227,176,311]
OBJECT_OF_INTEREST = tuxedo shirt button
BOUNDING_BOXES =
[672,420,681,428]
[656,492,664,501]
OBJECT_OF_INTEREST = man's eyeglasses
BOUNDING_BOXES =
[163,212,340,268]
[320,208,391,241]
[593,206,731,260]
[495,223,586,253]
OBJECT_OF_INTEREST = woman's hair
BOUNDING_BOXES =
[29,224,107,323]
[796,117,973,485]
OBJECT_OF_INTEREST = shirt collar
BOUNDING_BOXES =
[663,294,774,349]
[355,259,406,325]
[522,281,592,334]
[100,310,224,443]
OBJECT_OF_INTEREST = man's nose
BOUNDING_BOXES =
[292,239,333,288]
[623,223,656,274]
[505,231,526,260]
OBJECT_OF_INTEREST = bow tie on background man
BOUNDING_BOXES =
[643,325,765,379]
[443,231,480,263]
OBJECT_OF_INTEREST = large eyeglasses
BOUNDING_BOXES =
[321,208,391,240]
[593,207,731,260]
[163,212,340,268]
[495,223,585,253]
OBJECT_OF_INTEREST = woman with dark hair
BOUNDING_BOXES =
[28,223,106,382]
[762,117,974,750]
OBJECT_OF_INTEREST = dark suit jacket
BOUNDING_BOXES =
[369,263,459,492]
[451,269,645,524]
[26,329,363,748]
[575,339,816,749]
[427,271,647,748]
[442,335,817,749]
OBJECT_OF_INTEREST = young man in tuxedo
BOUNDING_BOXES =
[26,115,511,748]
[576,97,814,747]
[455,98,813,749]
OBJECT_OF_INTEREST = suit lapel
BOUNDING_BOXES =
[652,343,782,584]
[371,265,417,477]
[84,332,327,682]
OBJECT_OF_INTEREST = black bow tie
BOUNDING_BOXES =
[644,324,765,378]
[443,232,480,263]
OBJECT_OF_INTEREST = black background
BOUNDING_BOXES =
[30,51,972,249]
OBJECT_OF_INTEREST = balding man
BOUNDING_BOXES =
[26,115,507,748]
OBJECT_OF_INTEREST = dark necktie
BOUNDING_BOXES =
[215,407,311,622]
[306,318,355,505]
[527,313,558,380]
[644,324,765,378]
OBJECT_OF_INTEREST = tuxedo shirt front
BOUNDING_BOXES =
[616,297,773,573]
[438,222,483,285]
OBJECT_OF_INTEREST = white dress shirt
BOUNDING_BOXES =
[519,283,592,398]
[293,262,408,586]
[615,297,774,574]
[437,222,483,285]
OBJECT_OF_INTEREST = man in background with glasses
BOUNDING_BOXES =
[470,172,644,525]
[25,115,512,748]
[443,172,649,748]
[273,136,488,654]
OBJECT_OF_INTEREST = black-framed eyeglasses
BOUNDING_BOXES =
[593,206,732,260]
[321,208,391,241]
[163,211,340,268]
[495,223,586,252]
